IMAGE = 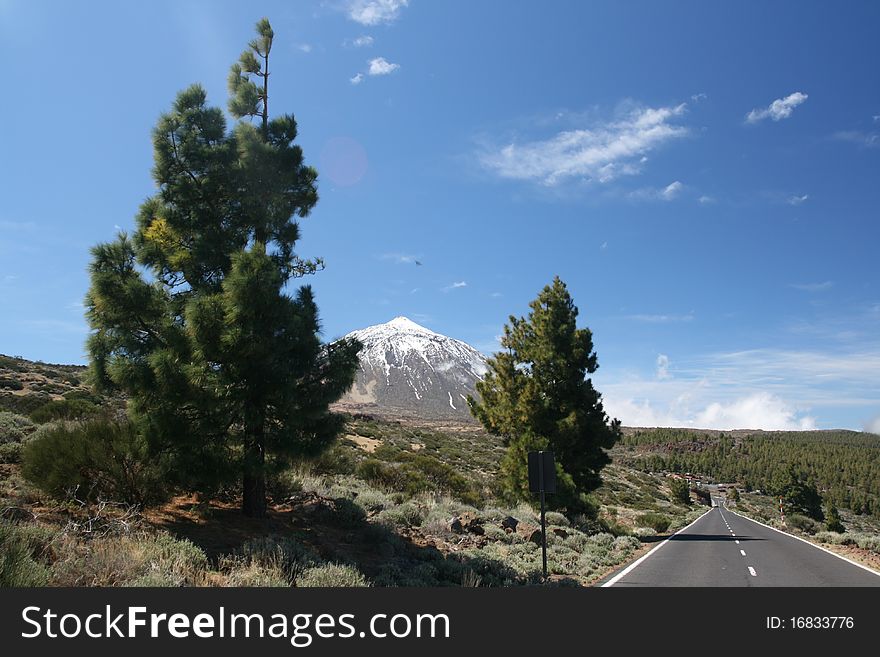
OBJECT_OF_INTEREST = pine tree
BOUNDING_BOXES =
[85,19,361,517]
[824,502,845,533]
[772,465,824,521]
[468,277,620,511]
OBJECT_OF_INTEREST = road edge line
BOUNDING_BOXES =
[725,506,880,579]
[600,508,714,587]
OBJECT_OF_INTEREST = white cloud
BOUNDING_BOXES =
[691,92,708,103]
[350,73,364,85]
[698,195,715,205]
[368,56,399,76]
[19,318,89,335]
[599,323,880,431]
[693,393,816,431]
[0,220,36,230]
[348,0,409,26]
[790,281,833,292]
[746,91,808,123]
[490,292,503,298]
[443,281,467,292]
[656,354,671,380]
[625,312,694,323]
[380,253,419,264]
[788,194,809,205]
[606,393,816,431]
[479,103,689,186]
[865,416,880,435]
[661,181,683,200]
[834,130,880,148]
[629,180,685,202]
[351,35,374,47]
[601,374,818,431]
[710,348,880,390]
[297,43,312,53]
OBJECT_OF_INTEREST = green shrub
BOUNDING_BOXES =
[309,445,357,475]
[229,535,319,585]
[221,560,289,587]
[29,398,101,424]
[854,534,880,553]
[544,511,570,527]
[62,389,103,405]
[21,420,168,505]
[353,489,392,514]
[0,521,53,586]
[0,355,26,372]
[57,371,81,386]
[0,376,24,391]
[0,442,23,463]
[0,412,36,444]
[326,497,367,526]
[51,532,207,586]
[376,501,425,528]
[787,514,821,535]
[356,454,482,505]
[356,459,399,488]
[0,392,50,415]
[601,519,631,536]
[267,469,304,501]
[297,563,370,587]
[635,512,671,533]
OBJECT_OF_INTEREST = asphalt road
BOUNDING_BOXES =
[601,505,880,586]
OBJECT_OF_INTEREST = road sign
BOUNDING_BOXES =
[527,451,555,581]
[528,451,556,493]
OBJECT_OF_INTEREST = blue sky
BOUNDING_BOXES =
[1,1,878,432]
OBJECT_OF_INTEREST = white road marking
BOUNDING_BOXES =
[601,508,714,587]
[735,540,740,544]
[748,566,757,577]
[726,508,880,579]
[740,549,747,556]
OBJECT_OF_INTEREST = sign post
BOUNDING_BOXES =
[528,450,556,582]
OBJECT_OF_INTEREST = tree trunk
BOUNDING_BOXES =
[242,429,266,518]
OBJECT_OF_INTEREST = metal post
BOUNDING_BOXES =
[539,451,547,582]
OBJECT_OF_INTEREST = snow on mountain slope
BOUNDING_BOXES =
[340,316,488,419]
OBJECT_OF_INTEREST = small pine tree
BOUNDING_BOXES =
[468,277,620,512]
[727,486,740,503]
[669,477,691,505]
[824,503,845,533]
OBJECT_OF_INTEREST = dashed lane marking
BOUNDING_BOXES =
[727,508,880,579]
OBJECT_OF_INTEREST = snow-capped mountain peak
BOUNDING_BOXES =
[340,317,488,419]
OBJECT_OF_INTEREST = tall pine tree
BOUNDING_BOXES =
[86,19,360,517]
[468,277,620,512]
